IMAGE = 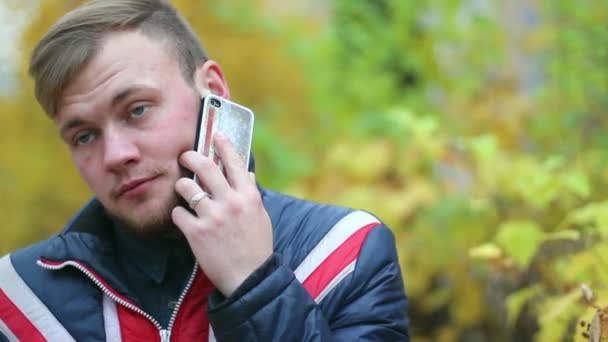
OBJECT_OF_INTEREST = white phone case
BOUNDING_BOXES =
[193,95,254,182]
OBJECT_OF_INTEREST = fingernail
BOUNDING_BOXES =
[216,131,226,139]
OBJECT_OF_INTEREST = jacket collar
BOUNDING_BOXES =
[39,199,127,293]
[39,198,192,303]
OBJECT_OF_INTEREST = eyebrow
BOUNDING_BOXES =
[110,86,142,109]
[59,118,88,138]
[59,85,153,137]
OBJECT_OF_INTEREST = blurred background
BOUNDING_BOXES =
[1,0,607,341]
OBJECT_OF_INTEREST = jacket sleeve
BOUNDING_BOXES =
[207,224,409,341]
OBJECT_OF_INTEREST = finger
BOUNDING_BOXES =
[175,177,211,212]
[171,205,205,238]
[214,132,249,190]
[180,150,230,198]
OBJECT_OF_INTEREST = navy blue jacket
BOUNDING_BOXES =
[0,188,409,341]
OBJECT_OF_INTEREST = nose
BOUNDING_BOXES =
[102,127,140,172]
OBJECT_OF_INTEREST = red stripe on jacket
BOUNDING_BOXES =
[302,222,380,299]
[0,289,46,342]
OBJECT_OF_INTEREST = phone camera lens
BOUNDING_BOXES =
[210,98,222,108]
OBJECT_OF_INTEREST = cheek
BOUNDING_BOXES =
[74,153,102,186]
[180,117,197,148]
[165,125,195,156]
[142,91,200,157]
[166,106,199,151]
[145,125,192,166]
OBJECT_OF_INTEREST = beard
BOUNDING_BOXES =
[101,166,195,239]
[107,188,189,240]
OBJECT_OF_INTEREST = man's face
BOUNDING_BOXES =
[56,31,204,237]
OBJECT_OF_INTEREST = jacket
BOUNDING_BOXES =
[0,188,409,341]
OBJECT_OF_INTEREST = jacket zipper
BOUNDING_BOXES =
[164,262,199,341]
[37,260,199,342]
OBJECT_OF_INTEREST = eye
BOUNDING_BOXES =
[129,105,149,118]
[74,131,95,146]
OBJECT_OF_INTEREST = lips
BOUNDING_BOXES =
[115,175,160,198]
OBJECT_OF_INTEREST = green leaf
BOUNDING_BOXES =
[538,290,582,325]
[468,243,502,259]
[542,230,580,241]
[563,171,591,198]
[565,201,608,238]
[471,134,497,164]
[543,155,565,170]
[495,220,544,269]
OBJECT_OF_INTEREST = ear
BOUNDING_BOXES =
[193,60,231,99]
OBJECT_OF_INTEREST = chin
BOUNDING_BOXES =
[108,194,181,239]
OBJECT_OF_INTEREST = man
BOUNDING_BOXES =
[0,0,409,341]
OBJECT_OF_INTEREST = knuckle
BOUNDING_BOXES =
[199,156,218,172]
[225,196,244,215]
[184,221,207,242]
[207,211,224,227]
[229,153,244,167]
[245,189,262,205]
[192,220,206,233]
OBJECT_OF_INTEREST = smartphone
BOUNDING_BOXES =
[193,94,254,183]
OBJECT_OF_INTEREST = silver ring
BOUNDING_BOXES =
[189,191,210,209]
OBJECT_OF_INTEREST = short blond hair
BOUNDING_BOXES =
[29,0,208,117]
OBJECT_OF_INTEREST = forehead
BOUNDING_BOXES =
[56,30,178,116]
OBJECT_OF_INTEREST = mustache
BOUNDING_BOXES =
[110,166,170,198]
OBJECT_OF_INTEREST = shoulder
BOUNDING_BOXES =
[261,188,386,269]
[3,238,55,280]
[1,236,70,306]
[262,189,353,230]
[1,238,105,341]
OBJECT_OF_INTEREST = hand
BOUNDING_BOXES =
[172,133,273,297]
